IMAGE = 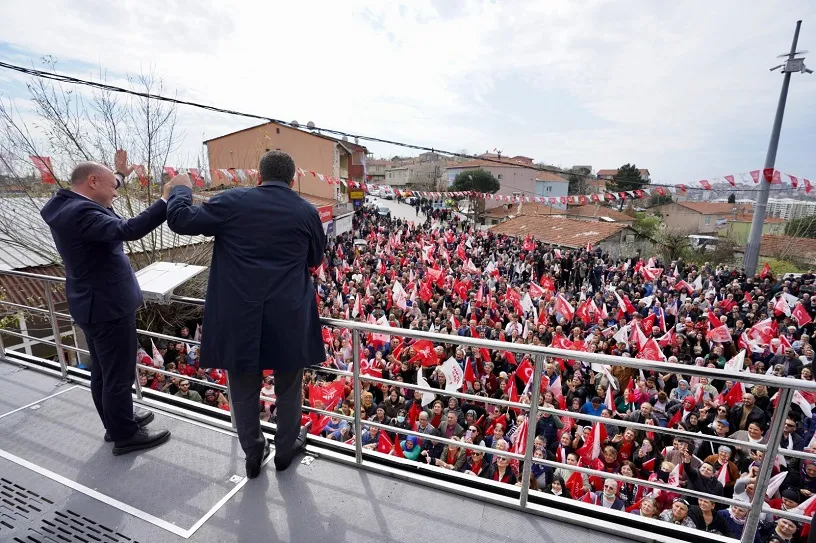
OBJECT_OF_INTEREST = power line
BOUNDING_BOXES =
[0,60,806,195]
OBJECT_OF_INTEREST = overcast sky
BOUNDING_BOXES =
[0,0,814,185]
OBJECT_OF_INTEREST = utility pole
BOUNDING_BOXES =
[743,20,811,276]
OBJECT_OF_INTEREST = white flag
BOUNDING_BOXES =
[440,357,464,391]
[417,369,437,406]
[692,274,703,291]
[724,350,746,373]
[613,324,630,344]
[151,339,164,367]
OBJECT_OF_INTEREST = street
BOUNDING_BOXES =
[366,195,470,225]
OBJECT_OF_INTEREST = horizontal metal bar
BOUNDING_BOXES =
[0,269,65,283]
[760,504,813,524]
[308,365,353,378]
[356,372,531,411]
[534,404,768,453]
[136,363,227,391]
[136,328,200,346]
[0,328,58,347]
[362,418,525,461]
[60,344,90,356]
[169,294,205,306]
[298,403,356,423]
[0,300,53,315]
[776,447,816,462]
[319,317,816,393]
[528,456,743,510]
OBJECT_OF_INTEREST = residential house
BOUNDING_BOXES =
[652,201,748,234]
[597,168,651,181]
[724,214,786,245]
[534,171,569,206]
[490,214,635,250]
[365,159,392,183]
[445,157,539,210]
[204,122,368,202]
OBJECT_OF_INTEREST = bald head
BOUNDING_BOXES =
[70,162,109,185]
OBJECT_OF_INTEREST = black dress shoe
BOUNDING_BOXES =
[274,423,310,472]
[246,441,271,479]
[104,409,155,442]
[112,427,171,456]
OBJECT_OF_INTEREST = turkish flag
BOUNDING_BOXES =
[30,155,56,184]
[760,262,772,279]
[539,276,555,293]
[516,358,534,384]
[188,167,205,187]
[503,350,518,366]
[377,431,394,454]
[793,303,813,327]
[774,295,791,317]
[419,281,433,303]
[716,382,744,408]
[321,328,333,345]
[309,381,346,411]
[392,439,405,458]
[463,357,477,389]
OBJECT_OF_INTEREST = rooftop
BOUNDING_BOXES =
[661,201,752,215]
[535,171,567,183]
[446,158,536,170]
[0,195,210,271]
[490,214,630,248]
[202,122,368,154]
[597,168,650,177]
[755,234,816,261]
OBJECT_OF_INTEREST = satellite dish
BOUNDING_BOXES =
[354,137,359,144]
[342,136,349,142]
[306,121,316,130]
[290,120,299,128]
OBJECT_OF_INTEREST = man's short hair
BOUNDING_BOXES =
[70,162,106,185]
[258,150,296,183]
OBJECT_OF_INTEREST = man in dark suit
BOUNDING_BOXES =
[166,150,326,477]
[40,150,172,455]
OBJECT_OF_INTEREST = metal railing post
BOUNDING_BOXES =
[741,386,793,543]
[43,285,68,379]
[133,365,144,401]
[0,321,6,359]
[352,329,363,464]
[225,371,237,430]
[519,354,544,507]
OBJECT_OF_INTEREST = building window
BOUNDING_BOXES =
[497,174,503,180]
[705,216,711,225]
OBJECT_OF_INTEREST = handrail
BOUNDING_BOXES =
[2,267,815,543]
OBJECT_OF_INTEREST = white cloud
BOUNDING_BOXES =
[0,0,814,183]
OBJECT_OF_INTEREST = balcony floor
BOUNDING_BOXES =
[0,360,642,543]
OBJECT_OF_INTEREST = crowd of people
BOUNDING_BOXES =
[138,201,816,543]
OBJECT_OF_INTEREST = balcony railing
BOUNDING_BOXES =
[1,267,815,543]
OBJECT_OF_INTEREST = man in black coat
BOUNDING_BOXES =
[40,150,171,455]
[167,150,326,477]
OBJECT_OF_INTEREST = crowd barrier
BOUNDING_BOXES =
[2,268,816,543]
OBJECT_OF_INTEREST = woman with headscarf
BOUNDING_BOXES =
[716,501,750,539]
[542,475,572,499]
[669,379,692,402]
[400,435,423,461]
[689,498,732,536]
[659,497,696,528]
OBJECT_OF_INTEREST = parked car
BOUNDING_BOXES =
[377,205,391,218]
[381,188,395,200]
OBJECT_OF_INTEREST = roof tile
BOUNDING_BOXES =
[489,215,630,249]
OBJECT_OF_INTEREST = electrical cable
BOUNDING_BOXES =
[0,60,805,195]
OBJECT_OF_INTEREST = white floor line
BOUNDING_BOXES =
[0,385,79,420]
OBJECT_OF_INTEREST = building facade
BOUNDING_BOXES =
[760,198,816,221]
[204,122,368,202]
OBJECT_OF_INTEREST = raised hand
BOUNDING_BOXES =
[114,149,135,177]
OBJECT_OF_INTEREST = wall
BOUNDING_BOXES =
[654,202,724,234]
[535,181,569,209]
[206,123,337,200]
[725,221,786,245]
[447,165,535,209]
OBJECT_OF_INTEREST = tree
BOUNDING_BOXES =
[607,164,645,210]
[655,228,692,262]
[450,169,500,225]
[567,166,590,195]
[647,193,672,208]
[785,216,816,239]
[0,57,209,334]
[728,193,736,204]
[632,212,661,239]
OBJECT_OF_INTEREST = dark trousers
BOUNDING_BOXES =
[228,368,303,461]
[77,314,139,441]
